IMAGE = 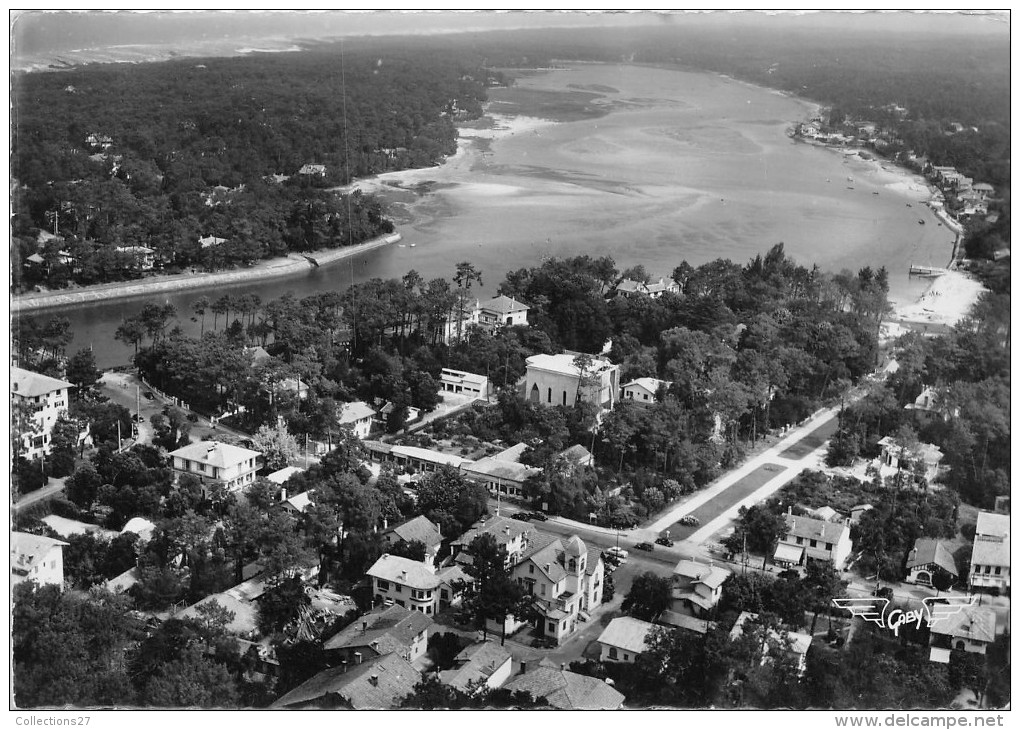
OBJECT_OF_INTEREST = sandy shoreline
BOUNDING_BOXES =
[884,269,986,340]
[12,233,400,314]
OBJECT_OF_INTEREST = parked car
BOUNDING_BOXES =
[511,512,532,521]
[143,391,155,400]
[655,536,674,547]
[528,512,548,522]
[605,547,629,563]
[635,542,655,552]
[678,515,699,527]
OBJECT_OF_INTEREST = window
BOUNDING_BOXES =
[540,584,546,596]
[529,565,534,574]
[643,394,649,401]
[547,387,552,403]
[995,567,1002,575]
[441,589,449,600]
[624,653,630,661]
[609,647,618,659]
[825,543,833,551]
[395,585,402,593]
[378,580,390,591]
[548,622,556,633]
[810,539,817,548]
[562,391,567,406]
[796,537,803,545]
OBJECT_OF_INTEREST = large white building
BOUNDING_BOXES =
[366,553,470,616]
[773,511,853,569]
[476,295,530,331]
[12,531,69,590]
[11,367,74,459]
[969,511,1010,593]
[169,440,263,495]
[524,353,620,411]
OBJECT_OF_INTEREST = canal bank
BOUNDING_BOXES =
[12,233,401,314]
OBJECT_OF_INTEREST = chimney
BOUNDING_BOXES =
[545,563,551,574]
[519,660,527,675]
[354,652,363,665]
[560,662,566,671]
[505,526,511,535]
[280,487,287,502]
[401,570,407,581]
[369,674,379,687]
[383,517,388,530]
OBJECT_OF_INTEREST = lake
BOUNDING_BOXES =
[15,63,956,369]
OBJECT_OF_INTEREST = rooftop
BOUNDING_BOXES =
[730,611,812,655]
[11,367,73,398]
[440,368,489,386]
[12,532,68,574]
[169,440,261,468]
[622,377,671,394]
[479,294,529,315]
[971,536,1010,568]
[784,513,849,545]
[463,455,541,483]
[454,515,533,549]
[367,554,440,590]
[272,652,420,709]
[929,606,996,644]
[40,515,118,541]
[975,511,1010,539]
[386,515,443,548]
[266,466,305,485]
[178,591,257,635]
[525,353,615,378]
[502,666,625,710]
[597,616,656,654]
[339,400,376,424]
[659,611,717,634]
[390,444,473,469]
[323,604,432,654]
[907,538,958,575]
[439,641,512,691]
[673,559,731,589]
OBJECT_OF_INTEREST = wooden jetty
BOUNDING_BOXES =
[909,264,949,278]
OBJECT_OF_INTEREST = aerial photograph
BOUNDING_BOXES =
[8,9,1011,715]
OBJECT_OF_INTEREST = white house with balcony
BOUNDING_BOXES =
[169,440,263,495]
[367,554,442,615]
[11,366,74,460]
[12,532,69,590]
[524,353,620,411]
[115,245,156,270]
[969,511,1010,593]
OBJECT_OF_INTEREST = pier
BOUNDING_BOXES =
[908,264,950,278]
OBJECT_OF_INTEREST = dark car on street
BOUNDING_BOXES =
[529,512,548,522]
[635,542,655,552]
[655,536,674,547]
[511,512,532,521]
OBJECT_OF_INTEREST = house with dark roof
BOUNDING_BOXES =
[476,295,530,331]
[461,450,541,502]
[773,510,853,569]
[438,641,512,692]
[271,652,421,709]
[323,604,432,664]
[381,515,443,559]
[905,538,957,587]
[502,664,624,709]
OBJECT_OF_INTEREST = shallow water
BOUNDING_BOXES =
[18,63,955,368]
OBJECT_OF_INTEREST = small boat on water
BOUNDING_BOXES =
[410,243,417,247]
[847,186,854,190]
[918,220,925,225]
[872,191,879,195]
[906,203,912,207]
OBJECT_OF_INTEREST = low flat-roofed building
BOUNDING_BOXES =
[439,368,492,400]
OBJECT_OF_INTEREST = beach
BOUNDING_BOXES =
[12,233,400,314]
[890,269,987,330]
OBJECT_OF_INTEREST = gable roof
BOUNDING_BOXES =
[266,466,305,485]
[12,532,68,575]
[673,559,731,589]
[559,444,593,465]
[177,591,257,635]
[439,641,512,691]
[339,400,376,424]
[272,652,421,709]
[622,377,671,394]
[784,513,849,545]
[479,294,529,315]
[386,515,442,548]
[971,536,1010,568]
[323,604,432,653]
[929,606,996,644]
[502,667,624,710]
[975,511,1009,539]
[11,367,73,398]
[169,440,261,468]
[597,616,655,654]
[454,515,533,549]
[525,353,614,378]
[463,455,541,483]
[907,538,958,575]
[367,554,441,590]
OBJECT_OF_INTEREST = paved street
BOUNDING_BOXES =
[13,477,67,512]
